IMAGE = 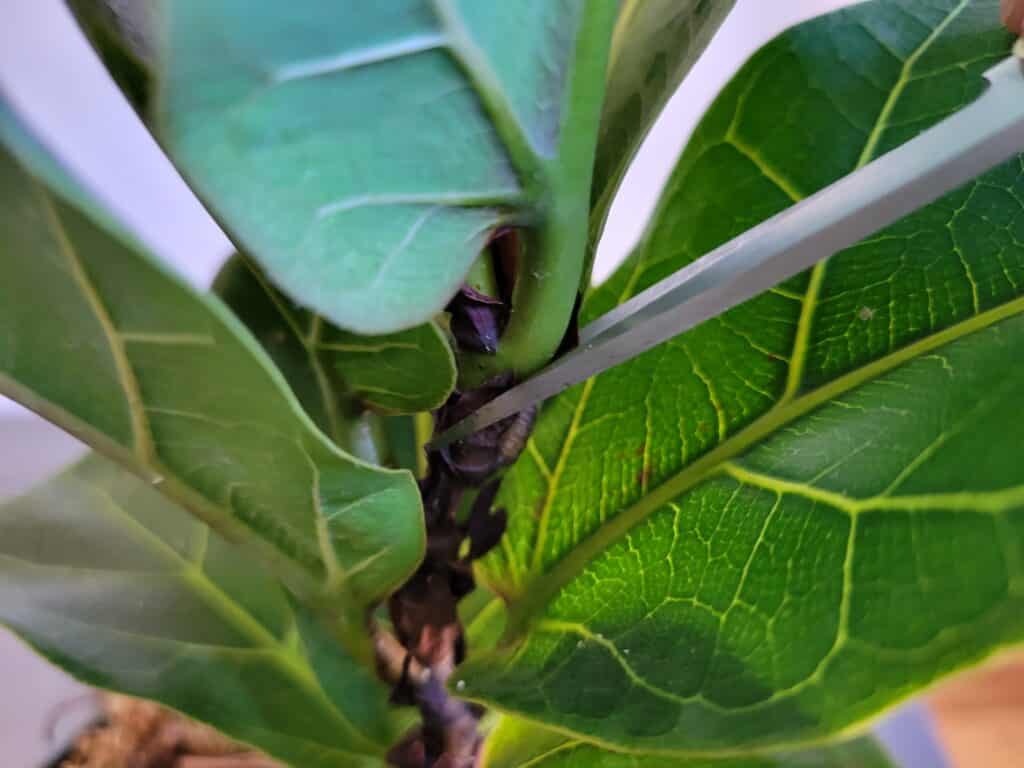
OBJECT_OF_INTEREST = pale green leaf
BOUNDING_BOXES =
[148,1,617,377]
[0,103,423,648]
[461,0,1024,753]
[0,455,391,768]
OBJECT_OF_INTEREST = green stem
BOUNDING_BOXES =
[459,1,617,386]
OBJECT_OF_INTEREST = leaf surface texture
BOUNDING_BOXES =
[151,0,614,340]
[0,456,393,768]
[0,107,423,639]
[466,0,1024,753]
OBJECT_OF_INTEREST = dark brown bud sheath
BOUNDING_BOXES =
[462,480,507,562]
[446,285,506,354]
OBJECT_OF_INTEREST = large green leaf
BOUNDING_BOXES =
[461,0,1024,753]
[480,718,894,768]
[148,1,616,377]
[214,254,455,422]
[0,103,423,648]
[589,0,736,246]
[67,2,459,416]
[0,456,391,768]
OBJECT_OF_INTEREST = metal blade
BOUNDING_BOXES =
[432,53,1024,449]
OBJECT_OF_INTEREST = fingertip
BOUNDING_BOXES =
[1004,0,1024,35]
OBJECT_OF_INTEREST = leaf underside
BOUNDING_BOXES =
[0,456,392,768]
[464,0,1024,755]
[66,0,153,113]
[151,0,601,337]
[0,105,423,638]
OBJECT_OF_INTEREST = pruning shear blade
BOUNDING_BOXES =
[432,52,1024,449]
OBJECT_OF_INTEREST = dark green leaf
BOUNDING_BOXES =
[148,1,617,377]
[0,456,391,768]
[0,103,423,649]
[213,254,456,424]
[590,0,735,244]
[68,5,465,404]
[462,0,1024,753]
[480,717,894,768]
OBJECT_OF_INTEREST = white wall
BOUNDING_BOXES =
[0,2,950,766]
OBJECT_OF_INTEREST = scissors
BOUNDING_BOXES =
[433,46,1024,449]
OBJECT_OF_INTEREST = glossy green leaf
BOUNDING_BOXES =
[0,456,391,768]
[0,104,423,648]
[149,1,616,378]
[463,0,1024,754]
[213,254,455,423]
[590,0,735,242]
[480,717,894,768]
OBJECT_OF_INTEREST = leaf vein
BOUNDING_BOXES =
[34,185,154,462]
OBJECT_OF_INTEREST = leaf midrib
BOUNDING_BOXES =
[106,485,387,756]
[782,0,971,398]
[507,0,978,626]
[430,0,547,189]
[4,189,434,622]
[240,255,347,443]
[606,0,642,72]
[163,1,553,247]
[855,0,972,168]
[0,364,326,601]
[0,477,384,755]
[7,182,336,596]
[34,182,154,461]
[8,179,429,611]
[506,292,1024,631]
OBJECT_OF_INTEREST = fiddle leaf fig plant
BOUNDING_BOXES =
[1,1,1021,767]
[0,456,398,765]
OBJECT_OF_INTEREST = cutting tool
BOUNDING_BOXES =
[432,48,1024,449]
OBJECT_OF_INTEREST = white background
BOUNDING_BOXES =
[0,1,951,766]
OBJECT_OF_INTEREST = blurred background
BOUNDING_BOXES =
[0,1,1019,766]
